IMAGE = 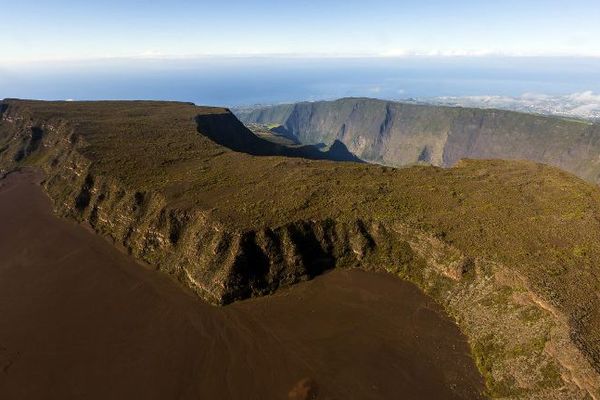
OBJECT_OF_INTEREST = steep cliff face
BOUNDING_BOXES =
[3,99,600,398]
[195,111,362,163]
[236,98,600,183]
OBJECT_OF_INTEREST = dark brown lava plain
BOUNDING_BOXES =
[0,169,485,400]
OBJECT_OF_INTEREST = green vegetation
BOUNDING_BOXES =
[472,335,521,398]
[539,362,563,389]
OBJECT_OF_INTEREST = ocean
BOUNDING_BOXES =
[2,56,600,107]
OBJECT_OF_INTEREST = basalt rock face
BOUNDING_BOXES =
[3,99,600,398]
[235,98,600,183]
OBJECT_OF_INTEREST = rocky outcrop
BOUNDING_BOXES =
[50,173,414,304]
[236,98,600,183]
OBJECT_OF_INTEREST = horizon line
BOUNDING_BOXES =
[4,51,600,65]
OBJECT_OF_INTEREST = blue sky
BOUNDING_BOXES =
[2,0,600,63]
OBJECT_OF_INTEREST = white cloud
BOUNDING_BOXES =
[427,92,600,121]
[566,91,600,103]
[379,48,497,57]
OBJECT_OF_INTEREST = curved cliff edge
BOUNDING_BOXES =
[2,99,600,399]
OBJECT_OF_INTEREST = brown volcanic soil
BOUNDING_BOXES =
[0,169,485,400]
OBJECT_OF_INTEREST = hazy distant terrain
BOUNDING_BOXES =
[424,92,600,122]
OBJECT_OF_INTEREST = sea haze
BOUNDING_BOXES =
[2,56,600,107]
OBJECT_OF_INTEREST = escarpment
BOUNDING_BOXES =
[236,98,600,184]
[195,111,362,162]
[3,99,600,398]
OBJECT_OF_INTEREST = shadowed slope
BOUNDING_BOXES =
[195,111,362,162]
